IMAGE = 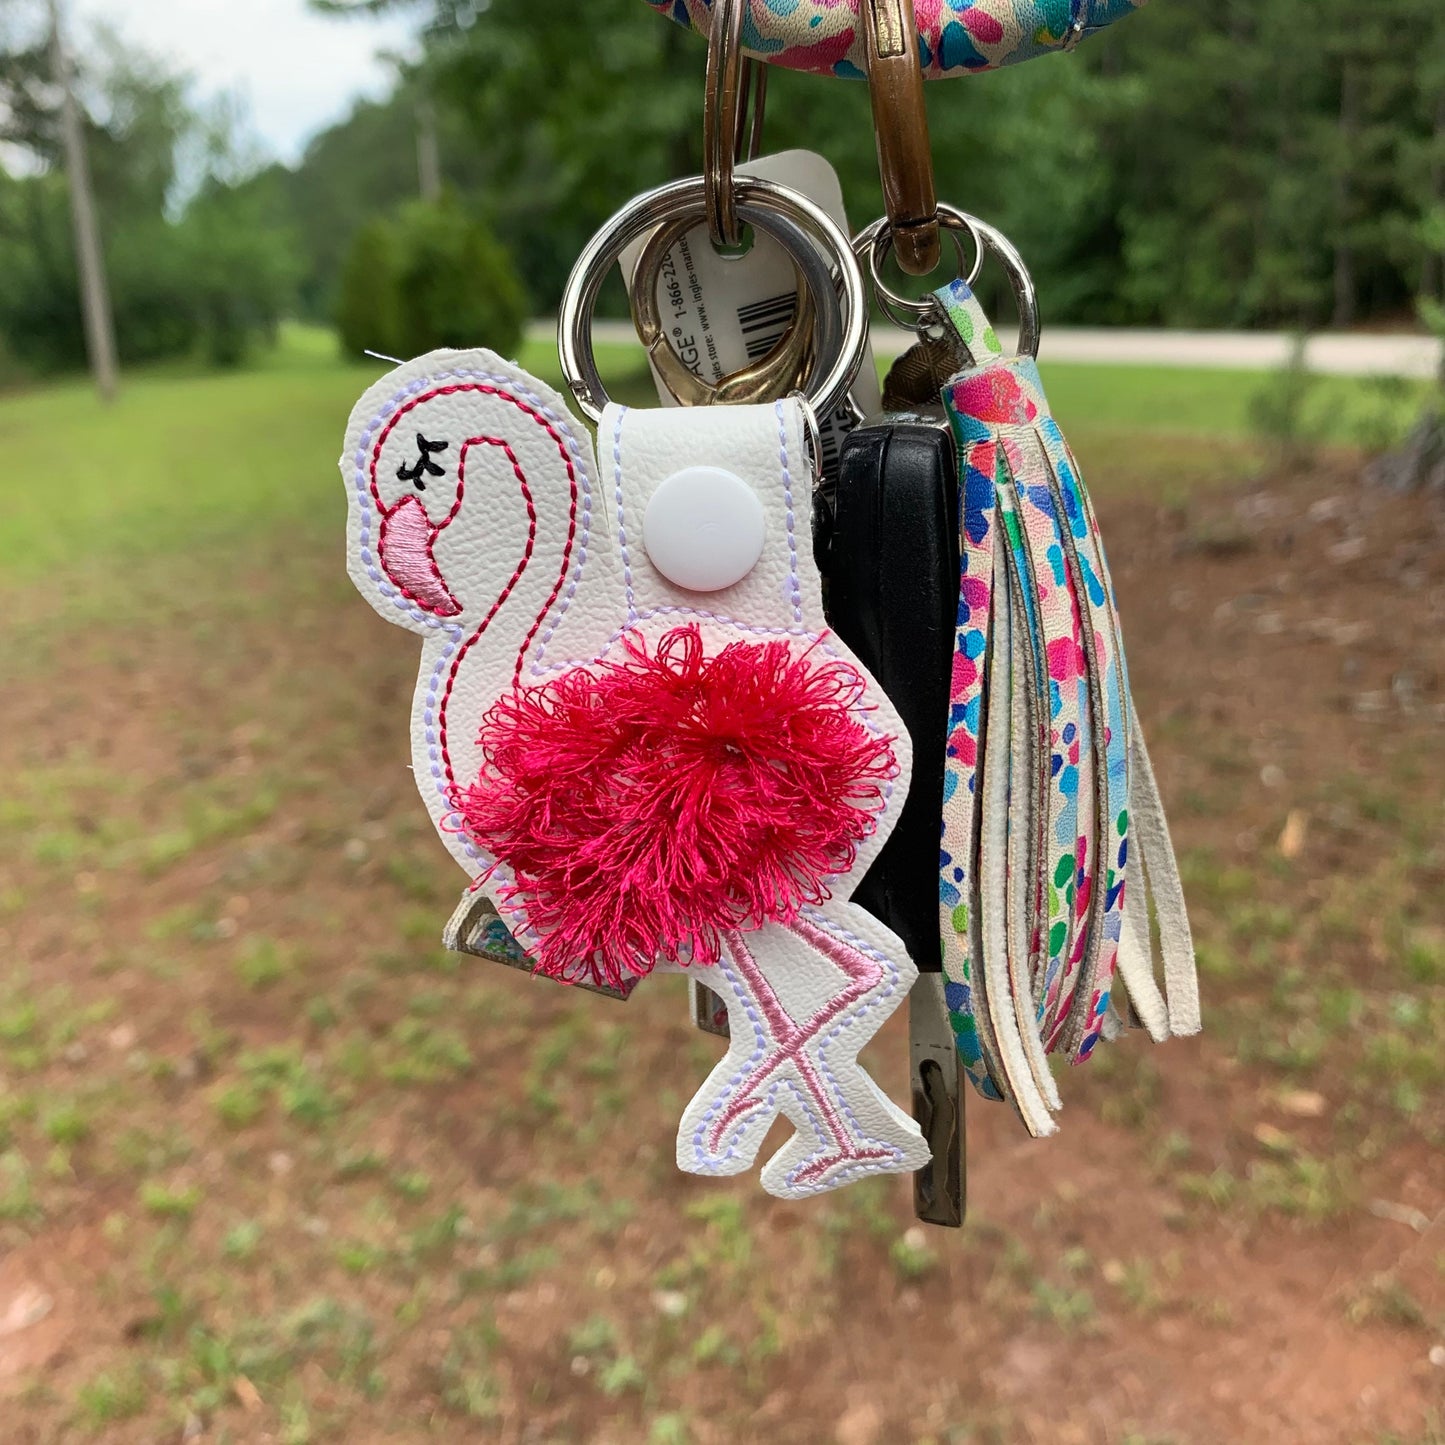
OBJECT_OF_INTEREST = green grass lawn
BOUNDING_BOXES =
[1,323,1441,1443]
[1037,360,1424,444]
[0,329,648,593]
[0,321,1421,600]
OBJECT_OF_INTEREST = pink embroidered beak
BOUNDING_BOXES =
[377,494,462,618]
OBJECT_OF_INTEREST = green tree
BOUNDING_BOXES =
[0,23,299,373]
[336,217,401,360]
[178,177,299,366]
[271,79,494,321]
[313,0,702,307]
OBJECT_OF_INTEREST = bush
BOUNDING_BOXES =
[335,196,528,362]
[1248,334,1321,469]
[335,219,401,363]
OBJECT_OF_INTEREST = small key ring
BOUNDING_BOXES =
[704,0,747,248]
[789,387,825,479]
[630,215,817,407]
[856,206,984,329]
[863,0,939,276]
[560,175,868,425]
[856,205,1041,358]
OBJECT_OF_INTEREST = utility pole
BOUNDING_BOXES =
[47,0,118,402]
[417,96,442,203]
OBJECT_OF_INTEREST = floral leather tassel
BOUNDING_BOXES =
[933,279,1201,1137]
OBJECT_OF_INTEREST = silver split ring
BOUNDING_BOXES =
[559,175,869,425]
[855,204,1041,360]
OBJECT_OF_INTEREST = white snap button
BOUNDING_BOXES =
[642,466,766,593]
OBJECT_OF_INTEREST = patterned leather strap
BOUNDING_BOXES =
[645,0,1144,80]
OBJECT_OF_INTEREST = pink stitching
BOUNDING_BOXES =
[376,497,462,616]
[705,920,896,1185]
[438,437,535,789]
[368,382,581,796]
[516,462,578,690]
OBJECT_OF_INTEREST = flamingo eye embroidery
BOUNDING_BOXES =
[397,433,449,490]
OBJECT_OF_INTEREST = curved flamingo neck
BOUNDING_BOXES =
[434,407,580,799]
[454,433,539,680]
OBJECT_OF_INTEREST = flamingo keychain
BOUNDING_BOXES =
[338,174,933,1200]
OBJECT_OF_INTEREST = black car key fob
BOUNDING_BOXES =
[824,404,966,1228]
[825,414,959,973]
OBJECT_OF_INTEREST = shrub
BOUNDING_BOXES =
[335,218,400,363]
[335,196,527,362]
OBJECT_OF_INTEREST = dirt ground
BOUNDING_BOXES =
[0,456,1443,1443]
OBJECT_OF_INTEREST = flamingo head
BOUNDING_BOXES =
[371,419,465,619]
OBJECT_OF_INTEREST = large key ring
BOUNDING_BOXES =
[855,204,1042,358]
[630,215,816,407]
[560,175,868,425]
[863,0,939,276]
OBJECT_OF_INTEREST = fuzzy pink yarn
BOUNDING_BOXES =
[451,625,895,987]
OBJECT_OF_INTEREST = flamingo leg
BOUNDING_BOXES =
[677,911,930,1199]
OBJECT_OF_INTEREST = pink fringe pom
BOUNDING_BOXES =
[451,625,896,988]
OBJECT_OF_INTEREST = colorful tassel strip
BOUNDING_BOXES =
[934,279,1199,1137]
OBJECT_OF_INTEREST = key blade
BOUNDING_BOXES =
[910,973,966,1227]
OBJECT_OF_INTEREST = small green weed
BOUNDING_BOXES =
[391,1170,431,1202]
[222,1220,264,1262]
[236,937,292,991]
[0,1150,40,1222]
[1344,1273,1432,1331]
[139,1181,201,1221]
[42,1099,91,1146]
[890,1227,940,1281]
[1031,1281,1097,1332]
[213,1080,265,1129]
[74,1366,148,1426]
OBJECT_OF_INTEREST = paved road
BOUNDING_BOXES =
[531,319,1443,379]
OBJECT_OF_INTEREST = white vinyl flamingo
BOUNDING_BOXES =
[341,349,928,1199]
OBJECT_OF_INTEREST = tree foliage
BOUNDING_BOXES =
[5,0,1444,381]
[305,0,1445,331]
[0,21,297,373]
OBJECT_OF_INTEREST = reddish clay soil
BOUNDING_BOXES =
[0,458,1442,1444]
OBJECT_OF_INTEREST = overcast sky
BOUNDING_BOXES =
[73,0,419,163]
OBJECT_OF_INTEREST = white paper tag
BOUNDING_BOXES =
[619,150,880,491]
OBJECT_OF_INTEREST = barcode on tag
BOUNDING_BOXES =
[738,292,800,361]
[816,402,849,482]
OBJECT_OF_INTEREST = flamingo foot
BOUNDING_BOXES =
[677,910,930,1200]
